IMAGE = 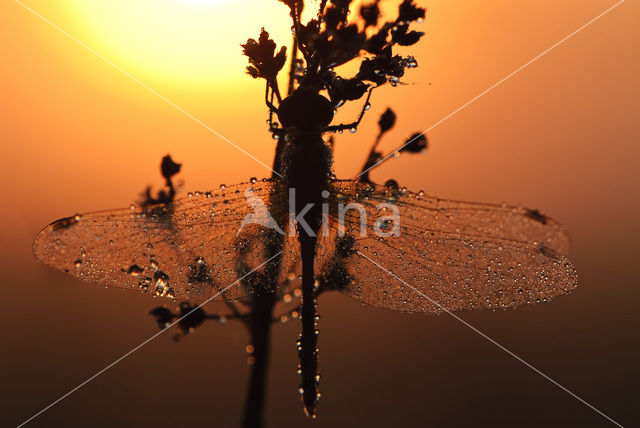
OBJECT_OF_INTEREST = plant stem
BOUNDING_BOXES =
[241,161,287,426]
[242,293,276,428]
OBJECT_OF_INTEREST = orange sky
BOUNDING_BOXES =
[1,1,639,426]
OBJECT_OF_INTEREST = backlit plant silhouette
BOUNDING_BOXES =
[34,1,577,428]
[151,1,428,425]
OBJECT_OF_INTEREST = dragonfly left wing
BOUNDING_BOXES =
[33,181,295,303]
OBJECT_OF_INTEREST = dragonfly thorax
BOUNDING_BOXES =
[284,132,332,227]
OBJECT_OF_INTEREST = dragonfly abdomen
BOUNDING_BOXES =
[285,131,331,418]
[298,234,320,418]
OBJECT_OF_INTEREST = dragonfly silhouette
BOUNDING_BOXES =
[33,0,577,424]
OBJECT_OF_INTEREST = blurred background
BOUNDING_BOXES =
[1,0,638,426]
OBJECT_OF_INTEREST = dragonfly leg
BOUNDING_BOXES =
[324,86,376,134]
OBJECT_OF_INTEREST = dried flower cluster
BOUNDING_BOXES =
[242,0,426,137]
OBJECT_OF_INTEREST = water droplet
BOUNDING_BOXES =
[74,259,82,268]
[154,271,168,287]
[73,214,82,222]
[153,271,169,296]
[219,184,226,190]
[272,133,280,140]
[127,264,143,276]
[349,127,357,133]
[364,102,371,110]
[139,277,151,290]
[250,177,257,184]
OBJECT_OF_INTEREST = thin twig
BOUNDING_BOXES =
[287,36,298,96]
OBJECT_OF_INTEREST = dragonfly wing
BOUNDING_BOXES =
[33,180,294,303]
[329,180,571,256]
[316,180,577,313]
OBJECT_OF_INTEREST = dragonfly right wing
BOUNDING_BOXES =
[316,180,577,314]
[330,180,571,255]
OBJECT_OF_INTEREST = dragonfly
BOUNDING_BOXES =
[33,0,577,421]
[32,167,577,417]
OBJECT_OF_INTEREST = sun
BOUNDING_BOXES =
[178,0,232,5]
[62,0,294,88]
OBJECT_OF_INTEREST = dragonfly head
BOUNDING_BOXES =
[278,90,333,132]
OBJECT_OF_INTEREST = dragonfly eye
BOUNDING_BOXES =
[278,91,334,131]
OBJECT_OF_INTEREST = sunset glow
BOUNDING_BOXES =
[2,0,638,426]
[62,0,294,86]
